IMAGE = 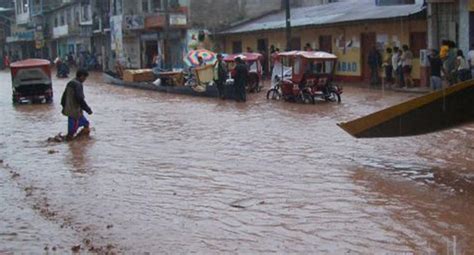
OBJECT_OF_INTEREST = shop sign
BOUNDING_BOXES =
[124,15,145,30]
[35,31,44,49]
[169,14,187,26]
[7,30,35,42]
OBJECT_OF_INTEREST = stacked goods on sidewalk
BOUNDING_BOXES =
[123,69,155,82]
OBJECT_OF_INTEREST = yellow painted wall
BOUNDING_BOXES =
[224,19,427,80]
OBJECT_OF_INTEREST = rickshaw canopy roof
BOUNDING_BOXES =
[10,59,51,68]
[224,52,263,62]
[278,51,337,60]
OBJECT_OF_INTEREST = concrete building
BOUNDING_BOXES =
[47,0,93,61]
[220,0,427,84]
[427,0,473,54]
[110,0,190,69]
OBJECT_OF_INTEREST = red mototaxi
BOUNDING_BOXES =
[275,51,342,103]
[223,52,263,92]
[10,59,53,104]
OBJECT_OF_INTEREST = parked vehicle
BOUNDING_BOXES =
[224,53,263,93]
[266,51,342,104]
[10,59,53,104]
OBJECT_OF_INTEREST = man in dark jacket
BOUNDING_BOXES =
[368,46,382,85]
[214,54,228,99]
[234,57,248,102]
[61,69,93,140]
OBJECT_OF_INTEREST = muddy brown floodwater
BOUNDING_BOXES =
[0,70,473,254]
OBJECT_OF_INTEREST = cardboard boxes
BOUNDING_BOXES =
[123,69,155,82]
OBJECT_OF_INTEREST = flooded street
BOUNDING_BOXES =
[1,70,473,254]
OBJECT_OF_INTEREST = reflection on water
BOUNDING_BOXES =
[0,70,473,253]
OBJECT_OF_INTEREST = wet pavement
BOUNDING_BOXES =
[0,70,473,254]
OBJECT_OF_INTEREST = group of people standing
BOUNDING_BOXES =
[370,41,473,90]
[213,54,249,102]
[370,44,414,88]
[428,41,472,90]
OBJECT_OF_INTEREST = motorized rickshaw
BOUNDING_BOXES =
[224,52,263,93]
[10,59,53,104]
[267,51,342,104]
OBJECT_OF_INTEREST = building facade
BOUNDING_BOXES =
[109,0,190,69]
[427,0,473,54]
[220,0,428,84]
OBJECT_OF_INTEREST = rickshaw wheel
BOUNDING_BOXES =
[326,91,341,103]
[266,89,281,100]
[301,91,315,104]
[248,74,259,93]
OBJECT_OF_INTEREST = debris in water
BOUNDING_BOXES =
[52,246,57,251]
[47,134,65,143]
[24,186,34,197]
[71,245,81,252]
[230,198,264,209]
[106,224,114,229]
[48,149,58,154]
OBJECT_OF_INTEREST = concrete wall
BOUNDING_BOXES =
[223,18,427,80]
[459,0,470,54]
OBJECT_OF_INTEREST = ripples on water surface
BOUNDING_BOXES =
[0,71,473,253]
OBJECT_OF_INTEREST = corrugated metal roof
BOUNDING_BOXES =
[221,0,425,34]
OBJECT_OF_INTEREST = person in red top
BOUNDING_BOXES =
[4,55,10,69]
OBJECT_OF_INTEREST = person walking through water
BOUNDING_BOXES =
[234,57,248,102]
[214,53,228,99]
[61,69,93,141]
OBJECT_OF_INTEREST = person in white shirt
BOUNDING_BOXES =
[467,44,474,78]
[391,46,401,87]
[456,49,471,82]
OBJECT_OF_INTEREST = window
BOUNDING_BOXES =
[23,0,27,13]
[67,9,72,25]
[142,0,149,12]
[75,9,80,25]
[319,35,332,52]
[81,4,91,22]
[112,0,123,15]
[16,0,21,14]
[60,13,65,26]
[153,0,162,11]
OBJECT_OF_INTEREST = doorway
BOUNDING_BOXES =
[144,40,157,68]
[470,12,474,48]
[361,32,376,82]
[319,35,332,52]
[257,38,269,77]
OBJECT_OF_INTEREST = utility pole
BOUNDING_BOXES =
[285,0,291,51]
[163,0,170,69]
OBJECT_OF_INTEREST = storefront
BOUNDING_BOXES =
[6,30,36,60]
[221,2,427,83]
